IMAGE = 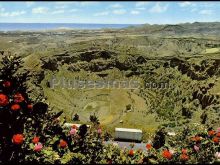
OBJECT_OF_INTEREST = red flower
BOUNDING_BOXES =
[195,136,201,142]
[213,137,219,143]
[32,136,40,144]
[208,130,216,136]
[0,94,9,106]
[27,104,33,110]
[162,150,172,160]
[59,139,68,148]
[182,148,187,154]
[216,132,220,137]
[146,143,152,150]
[191,136,201,142]
[128,149,134,156]
[72,125,78,129]
[14,93,25,103]
[180,154,189,161]
[12,134,24,145]
[11,104,21,111]
[3,81,11,87]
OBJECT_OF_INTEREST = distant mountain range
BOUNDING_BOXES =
[0,23,135,31]
[1,22,220,36]
[124,22,220,35]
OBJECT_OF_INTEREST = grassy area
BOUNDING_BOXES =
[203,48,220,54]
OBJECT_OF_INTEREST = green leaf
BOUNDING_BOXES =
[149,158,158,164]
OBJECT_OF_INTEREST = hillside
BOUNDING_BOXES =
[124,22,220,37]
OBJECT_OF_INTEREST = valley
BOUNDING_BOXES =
[1,22,220,141]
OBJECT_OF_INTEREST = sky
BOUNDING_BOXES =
[0,1,220,24]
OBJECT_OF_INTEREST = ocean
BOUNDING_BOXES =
[0,23,139,31]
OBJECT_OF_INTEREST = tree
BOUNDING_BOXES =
[152,127,166,149]
[72,113,79,121]
[0,55,65,163]
[89,113,100,124]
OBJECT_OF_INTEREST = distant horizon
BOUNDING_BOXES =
[2,21,220,32]
[0,22,137,31]
[0,22,137,25]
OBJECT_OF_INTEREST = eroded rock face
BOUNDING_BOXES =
[57,56,78,65]
[169,57,220,81]
[170,57,185,68]
[192,90,216,109]
[68,60,115,72]
[39,49,220,83]
[67,56,141,73]
[136,56,147,64]
[41,58,59,71]
[40,50,118,72]
[79,50,117,62]
[40,49,141,74]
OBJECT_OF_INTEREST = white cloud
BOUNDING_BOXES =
[149,3,169,13]
[69,9,79,13]
[131,10,140,15]
[0,7,6,17]
[0,10,26,17]
[94,11,109,16]
[0,13,7,17]
[199,9,213,15]
[113,9,126,15]
[51,10,65,14]
[110,3,123,8]
[179,2,192,7]
[179,2,198,13]
[26,2,35,7]
[32,7,48,14]
[136,7,146,10]
[0,12,7,17]
[135,2,149,7]
[55,5,68,9]
[10,11,26,16]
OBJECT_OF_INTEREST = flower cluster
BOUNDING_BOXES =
[0,91,32,111]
